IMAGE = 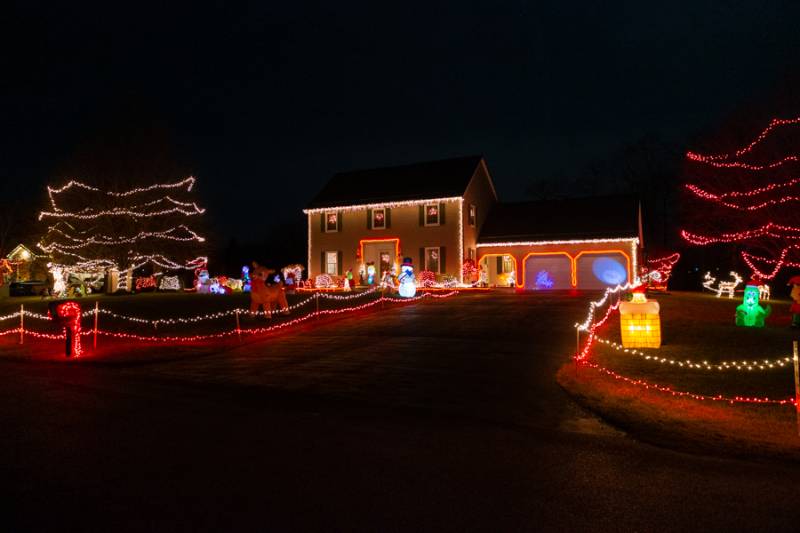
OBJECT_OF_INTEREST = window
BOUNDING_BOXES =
[325,212,338,232]
[502,255,514,274]
[372,208,386,230]
[424,204,439,226]
[325,251,338,275]
[425,247,440,273]
[468,204,476,226]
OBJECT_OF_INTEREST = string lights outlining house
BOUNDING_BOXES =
[304,155,644,290]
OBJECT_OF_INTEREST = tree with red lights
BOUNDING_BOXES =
[681,117,800,280]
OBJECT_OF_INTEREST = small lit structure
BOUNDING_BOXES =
[619,286,661,348]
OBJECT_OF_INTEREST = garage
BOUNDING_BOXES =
[575,252,630,290]
[523,254,572,290]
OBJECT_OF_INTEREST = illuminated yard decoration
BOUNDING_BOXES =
[682,117,800,279]
[37,177,207,279]
[366,263,376,285]
[790,276,800,328]
[535,270,554,289]
[196,270,211,293]
[758,284,771,301]
[644,253,680,291]
[159,275,181,291]
[398,257,417,298]
[48,300,82,357]
[0,259,13,286]
[135,276,157,291]
[49,264,66,297]
[702,271,742,298]
[461,258,478,284]
[282,264,304,283]
[315,273,334,289]
[241,266,252,292]
[418,270,436,288]
[619,287,661,348]
[736,281,771,328]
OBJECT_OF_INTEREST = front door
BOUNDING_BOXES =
[379,251,392,277]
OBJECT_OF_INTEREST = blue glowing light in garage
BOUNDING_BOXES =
[535,270,554,289]
[592,257,627,285]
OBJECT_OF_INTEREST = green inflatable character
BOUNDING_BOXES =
[735,280,771,327]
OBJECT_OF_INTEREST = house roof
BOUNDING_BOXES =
[478,195,641,244]
[306,155,485,210]
[6,244,38,261]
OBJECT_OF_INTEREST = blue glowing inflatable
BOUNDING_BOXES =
[592,257,627,285]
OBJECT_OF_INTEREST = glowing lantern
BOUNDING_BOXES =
[619,287,661,348]
[735,280,771,327]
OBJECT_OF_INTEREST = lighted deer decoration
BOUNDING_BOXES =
[702,271,743,298]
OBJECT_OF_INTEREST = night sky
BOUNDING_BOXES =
[3,2,800,247]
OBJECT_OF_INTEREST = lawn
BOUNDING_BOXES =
[559,291,800,459]
[0,289,402,362]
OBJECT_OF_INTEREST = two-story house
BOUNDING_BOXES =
[305,156,643,290]
[304,155,497,284]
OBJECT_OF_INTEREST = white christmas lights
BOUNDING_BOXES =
[702,271,742,298]
[303,196,462,215]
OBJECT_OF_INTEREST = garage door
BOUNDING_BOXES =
[524,255,572,290]
[575,253,629,290]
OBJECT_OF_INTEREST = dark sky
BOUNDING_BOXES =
[3,1,800,244]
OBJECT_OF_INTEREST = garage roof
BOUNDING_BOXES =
[478,195,641,244]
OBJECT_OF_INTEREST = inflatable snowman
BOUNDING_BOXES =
[398,257,417,298]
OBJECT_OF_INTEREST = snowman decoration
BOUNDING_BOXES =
[398,257,417,298]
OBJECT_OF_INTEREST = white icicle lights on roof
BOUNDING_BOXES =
[37,177,207,272]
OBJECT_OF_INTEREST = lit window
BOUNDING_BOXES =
[372,208,386,229]
[325,212,338,232]
[468,204,476,226]
[502,256,514,273]
[425,247,440,273]
[326,251,338,275]
[425,204,439,226]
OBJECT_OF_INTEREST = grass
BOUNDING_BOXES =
[559,291,800,460]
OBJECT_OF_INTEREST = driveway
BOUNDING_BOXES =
[3,291,800,531]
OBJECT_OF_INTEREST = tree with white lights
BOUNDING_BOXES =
[37,177,208,277]
[681,117,800,280]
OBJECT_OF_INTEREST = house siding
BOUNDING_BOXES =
[308,200,462,281]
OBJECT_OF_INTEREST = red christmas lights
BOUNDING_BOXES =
[643,253,680,291]
[48,301,83,357]
[574,281,797,407]
[681,116,800,279]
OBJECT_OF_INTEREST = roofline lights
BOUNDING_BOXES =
[476,237,639,248]
[302,196,463,214]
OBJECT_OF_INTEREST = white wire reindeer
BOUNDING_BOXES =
[758,284,771,301]
[702,271,743,298]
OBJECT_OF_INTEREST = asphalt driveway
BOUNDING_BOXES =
[3,291,800,531]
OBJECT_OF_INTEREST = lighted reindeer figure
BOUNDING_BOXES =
[702,271,743,298]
